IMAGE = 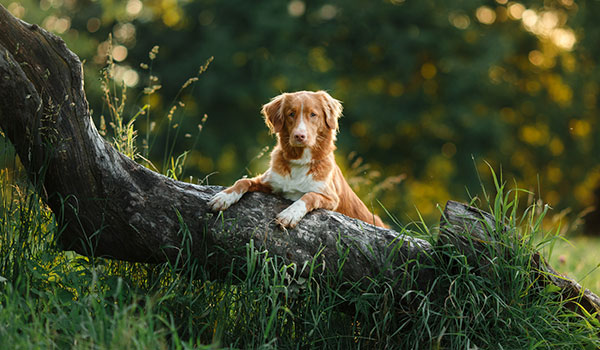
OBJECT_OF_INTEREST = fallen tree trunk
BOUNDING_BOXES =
[440,200,600,322]
[0,5,434,285]
[0,5,598,320]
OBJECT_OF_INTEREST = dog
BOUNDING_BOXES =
[209,90,385,229]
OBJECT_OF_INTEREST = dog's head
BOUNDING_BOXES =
[261,90,343,149]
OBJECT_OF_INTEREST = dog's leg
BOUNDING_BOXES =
[276,191,338,228]
[209,176,271,211]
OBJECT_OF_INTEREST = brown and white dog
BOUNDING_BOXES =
[209,90,385,228]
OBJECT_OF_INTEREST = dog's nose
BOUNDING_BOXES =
[294,133,306,142]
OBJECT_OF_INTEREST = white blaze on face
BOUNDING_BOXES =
[295,100,307,135]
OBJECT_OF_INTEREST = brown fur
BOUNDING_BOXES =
[212,90,385,228]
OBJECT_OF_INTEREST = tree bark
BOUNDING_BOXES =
[0,6,598,319]
[440,200,600,322]
[0,6,434,284]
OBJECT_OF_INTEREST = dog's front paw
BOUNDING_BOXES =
[275,200,307,228]
[209,190,243,211]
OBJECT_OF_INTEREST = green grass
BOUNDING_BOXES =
[545,235,600,295]
[1,48,599,349]
[1,157,599,348]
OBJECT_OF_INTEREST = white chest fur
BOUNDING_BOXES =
[266,149,325,201]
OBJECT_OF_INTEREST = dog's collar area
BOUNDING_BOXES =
[282,146,333,165]
[286,148,312,165]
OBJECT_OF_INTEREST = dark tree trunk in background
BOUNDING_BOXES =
[0,5,598,319]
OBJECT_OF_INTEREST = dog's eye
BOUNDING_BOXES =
[310,112,317,118]
[288,112,295,118]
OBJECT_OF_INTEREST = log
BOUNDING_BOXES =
[0,5,598,320]
[440,200,600,322]
[0,5,434,285]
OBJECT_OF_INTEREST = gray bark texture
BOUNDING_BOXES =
[0,5,433,284]
[440,200,600,322]
[0,5,598,319]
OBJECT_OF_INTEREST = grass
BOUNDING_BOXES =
[545,235,600,295]
[1,147,600,349]
[0,48,599,349]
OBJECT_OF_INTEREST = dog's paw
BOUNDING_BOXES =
[209,190,243,212]
[275,200,307,229]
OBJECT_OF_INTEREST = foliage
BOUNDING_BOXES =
[5,0,600,226]
[1,1,600,348]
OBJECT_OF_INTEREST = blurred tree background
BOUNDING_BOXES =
[3,0,600,230]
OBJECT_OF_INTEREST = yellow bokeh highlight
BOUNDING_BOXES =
[488,65,505,84]
[308,47,333,73]
[507,3,525,20]
[367,77,385,94]
[542,74,572,107]
[569,119,591,138]
[574,167,600,206]
[8,2,25,18]
[425,156,455,180]
[402,156,455,217]
[546,165,563,183]
[421,63,437,79]
[519,123,549,146]
[528,50,544,66]
[475,6,496,25]
[162,8,181,27]
[142,93,163,111]
[511,151,529,167]
[406,180,450,217]
[549,137,564,155]
[217,146,237,174]
[271,75,288,92]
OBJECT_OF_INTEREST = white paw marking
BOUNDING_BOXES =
[209,190,243,211]
[276,200,307,228]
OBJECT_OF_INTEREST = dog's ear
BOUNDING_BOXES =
[261,93,286,134]
[317,91,343,130]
